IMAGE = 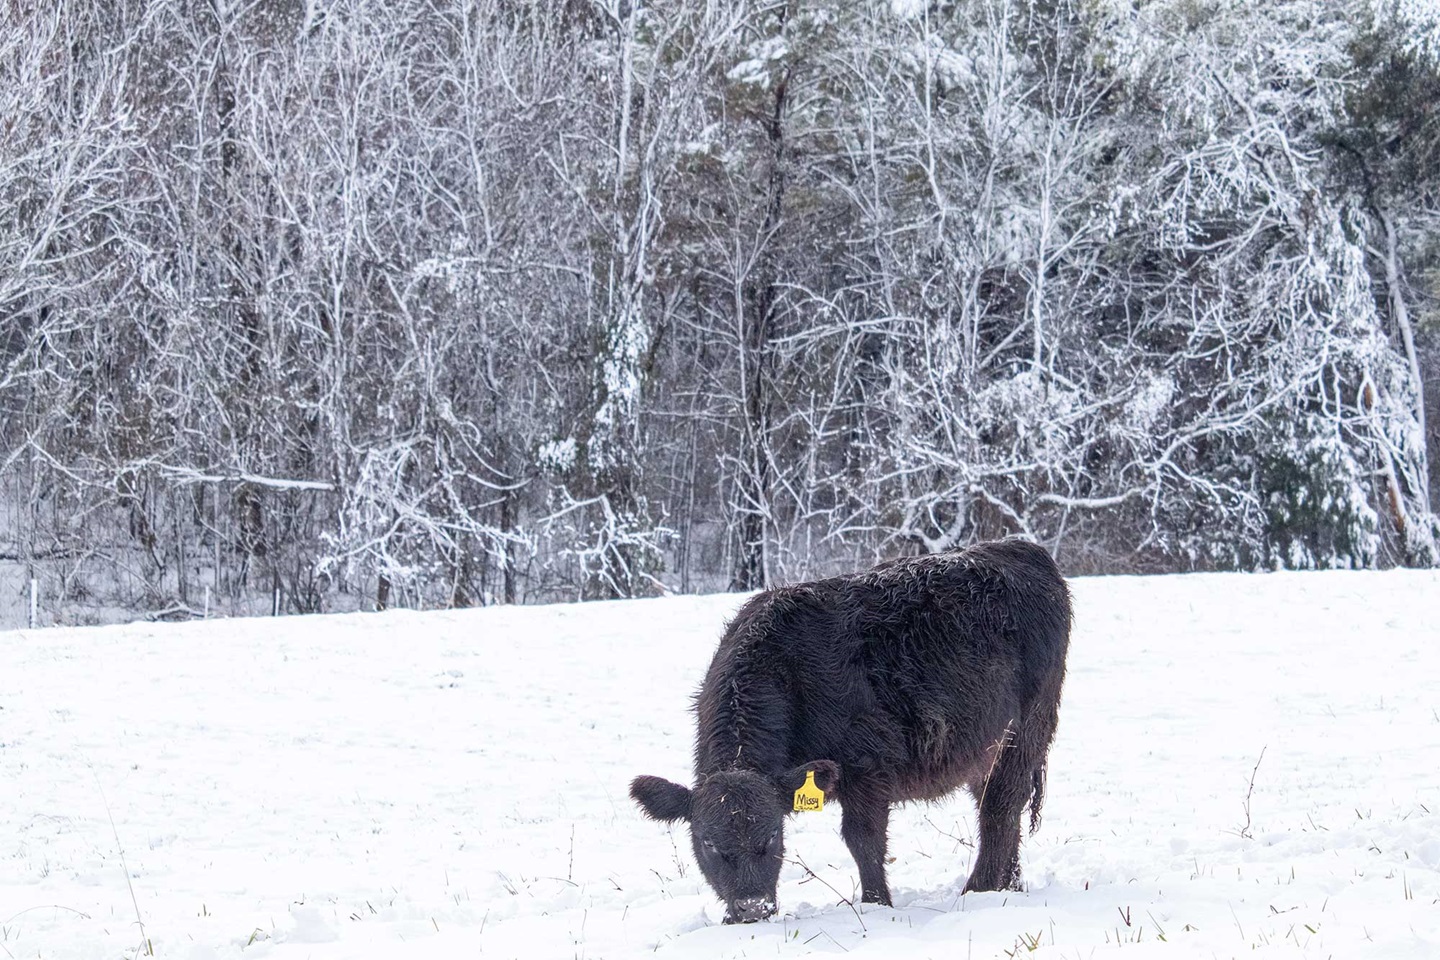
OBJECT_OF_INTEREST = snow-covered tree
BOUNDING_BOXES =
[4,0,1437,625]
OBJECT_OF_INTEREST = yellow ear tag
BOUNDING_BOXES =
[793,770,825,812]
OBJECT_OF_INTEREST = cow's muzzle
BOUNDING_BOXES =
[724,897,776,924]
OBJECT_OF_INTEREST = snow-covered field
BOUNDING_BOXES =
[3,569,1438,959]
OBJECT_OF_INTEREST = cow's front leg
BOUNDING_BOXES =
[839,786,892,906]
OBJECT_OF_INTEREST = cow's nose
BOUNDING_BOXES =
[726,897,775,923]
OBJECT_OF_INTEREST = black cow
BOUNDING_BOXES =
[630,538,1071,923]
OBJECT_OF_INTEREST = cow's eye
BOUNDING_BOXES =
[768,828,780,844]
[701,839,718,854]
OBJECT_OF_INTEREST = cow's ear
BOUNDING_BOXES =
[630,775,692,822]
[781,760,840,797]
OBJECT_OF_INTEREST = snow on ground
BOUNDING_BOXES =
[2,569,1438,959]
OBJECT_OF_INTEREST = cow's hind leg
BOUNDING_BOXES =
[963,745,1035,893]
[838,782,893,906]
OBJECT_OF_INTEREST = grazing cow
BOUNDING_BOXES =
[630,538,1071,923]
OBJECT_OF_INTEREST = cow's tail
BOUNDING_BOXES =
[1019,680,1060,837]
[1028,762,1047,836]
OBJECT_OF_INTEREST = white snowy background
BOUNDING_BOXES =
[3,568,1437,959]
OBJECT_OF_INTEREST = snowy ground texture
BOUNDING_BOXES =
[3,569,1439,960]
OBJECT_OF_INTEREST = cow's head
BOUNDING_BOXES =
[630,761,840,923]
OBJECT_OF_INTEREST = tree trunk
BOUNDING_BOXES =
[730,64,791,592]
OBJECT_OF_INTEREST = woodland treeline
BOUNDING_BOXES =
[3,0,1439,621]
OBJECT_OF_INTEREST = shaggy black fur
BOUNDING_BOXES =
[630,538,1071,923]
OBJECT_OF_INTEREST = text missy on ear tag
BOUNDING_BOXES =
[793,770,825,812]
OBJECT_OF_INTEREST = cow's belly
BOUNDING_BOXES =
[889,706,1017,803]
